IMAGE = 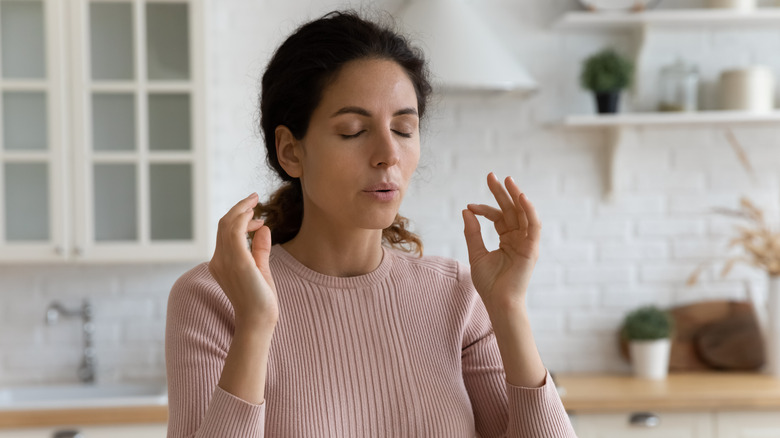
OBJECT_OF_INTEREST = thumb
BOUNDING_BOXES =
[251,223,274,282]
[462,209,488,264]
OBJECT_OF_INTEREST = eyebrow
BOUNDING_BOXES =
[330,106,418,118]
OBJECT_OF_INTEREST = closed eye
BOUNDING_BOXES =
[340,130,366,139]
[392,130,412,138]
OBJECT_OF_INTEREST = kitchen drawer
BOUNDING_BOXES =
[717,411,780,438]
[0,424,166,438]
[573,411,714,438]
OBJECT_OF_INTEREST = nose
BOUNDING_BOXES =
[371,128,400,168]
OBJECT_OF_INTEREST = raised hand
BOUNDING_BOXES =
[462,173,542,311]
[208,193,279,330]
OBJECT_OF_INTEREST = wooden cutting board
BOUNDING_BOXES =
[619,300,765,371]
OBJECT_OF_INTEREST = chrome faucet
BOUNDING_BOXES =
[45,299,96,384]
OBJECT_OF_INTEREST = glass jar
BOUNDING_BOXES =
[658,59,699,112]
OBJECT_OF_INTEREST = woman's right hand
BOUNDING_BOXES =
[208,192,279,331]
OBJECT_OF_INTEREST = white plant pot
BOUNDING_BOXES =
[764,276,780,376]
[630,338,671,380]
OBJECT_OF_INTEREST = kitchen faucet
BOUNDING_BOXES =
[45,299,96,384]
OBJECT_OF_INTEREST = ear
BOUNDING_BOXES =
[275,125,303,178]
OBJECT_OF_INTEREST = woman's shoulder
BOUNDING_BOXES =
[167,262,232,320]
[389,248,472,288]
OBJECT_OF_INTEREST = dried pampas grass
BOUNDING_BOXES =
[688,130,780,284]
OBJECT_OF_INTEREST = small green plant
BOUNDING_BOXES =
[580,48,635,93]
[621,305,674,341]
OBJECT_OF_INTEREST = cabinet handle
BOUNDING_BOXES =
[54,246,64,256]
[53,430,85,438]
[73,246,83,257]
[629,412,660,427]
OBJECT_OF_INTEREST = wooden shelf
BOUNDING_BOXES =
[563,110,780,128]
[554,8,780,30]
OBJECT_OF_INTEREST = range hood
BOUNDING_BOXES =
[396,0,538,93]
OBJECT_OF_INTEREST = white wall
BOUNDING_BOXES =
[1,0,779,385]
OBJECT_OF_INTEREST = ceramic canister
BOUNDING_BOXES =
[719,66,776,112]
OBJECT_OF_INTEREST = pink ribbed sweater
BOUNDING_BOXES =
[166,245,576,437]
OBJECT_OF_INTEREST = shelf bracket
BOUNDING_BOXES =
[605,126,640,202]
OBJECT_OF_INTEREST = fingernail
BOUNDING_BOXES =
[247,192,257,198]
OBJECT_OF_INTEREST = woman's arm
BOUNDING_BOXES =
[166,193,278,437]
[462,172,546,388]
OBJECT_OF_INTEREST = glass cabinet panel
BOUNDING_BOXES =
[92,93,135,151]
[150,163,191,240]
[3,91,47,151]
[146,3,189,80]
[93,163,136,241]
[148,93,190,151]
[4,162,49,241]
[1,1,45,79]
[90,2,134,80]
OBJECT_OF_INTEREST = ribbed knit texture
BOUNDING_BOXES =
[166,245,577,437]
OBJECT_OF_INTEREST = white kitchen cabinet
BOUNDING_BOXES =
[0,0,208,263]
[573,411,780,438]
[716,411,780,438]
[573,411,715,438]
[0,423,166,438]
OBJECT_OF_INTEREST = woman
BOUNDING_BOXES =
[166,11,576,438]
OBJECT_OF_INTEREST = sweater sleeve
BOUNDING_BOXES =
[458,263,577,438]
[165,264,265,438]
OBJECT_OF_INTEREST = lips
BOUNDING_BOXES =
[362,182,399,193]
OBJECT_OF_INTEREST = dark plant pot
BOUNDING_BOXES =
[595,91,621,114]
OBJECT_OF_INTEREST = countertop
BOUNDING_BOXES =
[6,372,780,427]
[556,371,780,413]
[0,405,167,428]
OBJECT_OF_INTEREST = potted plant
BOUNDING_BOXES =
[580,48,634,114]
[621,305,675,380]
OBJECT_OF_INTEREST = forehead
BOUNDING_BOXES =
[317,58,418,113]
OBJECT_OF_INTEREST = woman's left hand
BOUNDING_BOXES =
[462,172,542,311]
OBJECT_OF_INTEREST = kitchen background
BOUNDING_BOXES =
[1,0,780,389]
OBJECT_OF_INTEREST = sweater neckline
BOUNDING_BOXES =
[270,244,394,289]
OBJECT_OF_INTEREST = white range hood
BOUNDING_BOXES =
[396,0,538,93]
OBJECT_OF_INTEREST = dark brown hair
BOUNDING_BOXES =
[252,11,432,255]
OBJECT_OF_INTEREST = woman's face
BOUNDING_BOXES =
[296,58,421,232]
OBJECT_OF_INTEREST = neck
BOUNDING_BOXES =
[281,215,385,277]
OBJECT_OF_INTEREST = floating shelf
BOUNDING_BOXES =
[554,8,780,30]
[559,111,780,202]
[563,110,780,128]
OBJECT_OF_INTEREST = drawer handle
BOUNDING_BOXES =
[629,412,661,427]
[53,430,85,438]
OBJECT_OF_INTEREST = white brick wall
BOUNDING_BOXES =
[1,0,779,384]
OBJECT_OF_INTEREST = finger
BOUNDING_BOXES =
[462,209,489,263]
[467,204,503,223]
[487,173,519,229]
[246,217,266,233]
[467,203,508,235]
[225,192,259,222]
[504,176,529,230]
[519,192,542,241]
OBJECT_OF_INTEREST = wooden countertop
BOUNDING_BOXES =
[0,405,167,428]
[556,372,780,413]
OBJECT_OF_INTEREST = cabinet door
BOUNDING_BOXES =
[717,411,780,438]
[573,411,714,438]
[0,0,69,262]
[71,0,208,262]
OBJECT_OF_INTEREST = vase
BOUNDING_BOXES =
[629,338,671,380]
[765,275,780,376]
